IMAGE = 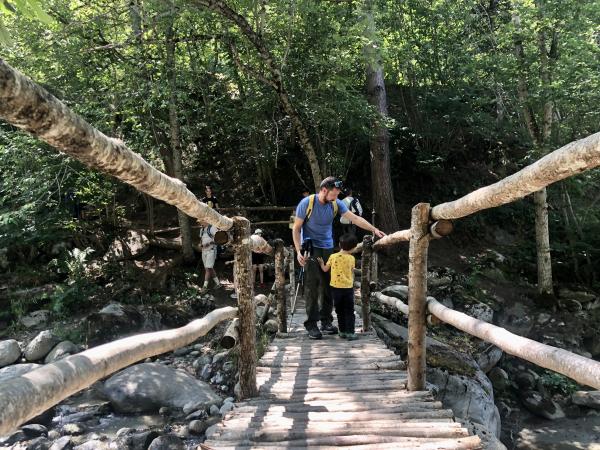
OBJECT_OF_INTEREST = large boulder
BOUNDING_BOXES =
[85,303,156,346]
[20,310,51,329]
[521,390,565,420]
[464,302,494,323]
[571,391,600,410]
[24,331,60,361]
[103,230,149,261]
[428,367,501,437]
[103,363,221,413]
[45,341,79,363]
[475,345,503,373]
[0,339,21,367]
[380,284,408,300]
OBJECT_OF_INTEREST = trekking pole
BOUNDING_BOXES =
[289,263,304,328]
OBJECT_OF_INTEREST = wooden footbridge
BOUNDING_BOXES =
[202,299,481,449]
[1,59,600,448]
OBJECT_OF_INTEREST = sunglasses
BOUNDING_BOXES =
[324,180,343,189]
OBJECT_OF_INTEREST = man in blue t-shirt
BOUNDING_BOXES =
[292,176,386,339]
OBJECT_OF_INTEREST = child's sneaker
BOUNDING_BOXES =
[345,333,358,340]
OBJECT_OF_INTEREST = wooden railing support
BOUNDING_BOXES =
[274,239,287,333]
[232,216,257,398]
[360,235,373,331]
[407,203,431,391]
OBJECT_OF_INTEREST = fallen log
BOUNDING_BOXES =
[220,318,239,349]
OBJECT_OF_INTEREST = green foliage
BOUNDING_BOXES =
[539,370,580,396]
[47,247,95,315]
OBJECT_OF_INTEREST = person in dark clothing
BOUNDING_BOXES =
[318,233,359,340]
[292,176,385,340]
[202,185,219,209]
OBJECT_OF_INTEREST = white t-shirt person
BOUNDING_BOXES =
[340,195,363,225]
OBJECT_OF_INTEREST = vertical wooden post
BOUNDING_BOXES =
[360,235,373,331]
[274,239,287,333]
[370,208,379,287]
[232,216,257,398]
[407,203,430,391]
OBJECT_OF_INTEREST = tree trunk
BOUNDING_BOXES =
[360,235,373,331]
[534,188,553,295]
[274,240,287,333]
[166,8,194,263]
[363,0,399,233]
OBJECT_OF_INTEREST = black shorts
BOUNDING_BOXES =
[252,253,265,265]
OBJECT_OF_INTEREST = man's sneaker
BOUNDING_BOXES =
[339,332,349,339]
[320,323,338,335]
[307,328,323,340]
[345,333,359,341]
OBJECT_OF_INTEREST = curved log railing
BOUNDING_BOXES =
[0,307,237,435]
[371,293,600,390]
[361,130,600,391]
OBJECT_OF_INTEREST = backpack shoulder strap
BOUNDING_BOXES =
[306,194,316,221]
[333,199,338,217]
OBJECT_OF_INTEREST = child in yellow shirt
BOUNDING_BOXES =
[317,233,358,340]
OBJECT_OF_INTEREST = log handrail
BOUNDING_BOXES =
[0,306,238,435]
[0,59,233,232]
[371,293,600,390]
[431,132,600,220]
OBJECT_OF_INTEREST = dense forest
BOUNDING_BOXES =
[1,1,600,449]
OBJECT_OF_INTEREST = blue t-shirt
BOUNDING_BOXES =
[296,195,349,249]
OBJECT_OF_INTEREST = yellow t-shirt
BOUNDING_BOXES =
[327,252,355,288]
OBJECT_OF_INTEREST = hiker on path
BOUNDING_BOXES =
[292,176,385,340]
[252,228,266,288]
[340,188,363,235]
[202,185,219,209]
[199,222,220,292]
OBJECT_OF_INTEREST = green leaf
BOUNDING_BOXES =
[0,15,12,46]
[25,0,53,24]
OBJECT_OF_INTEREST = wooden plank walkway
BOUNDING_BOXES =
[202,298,481,449]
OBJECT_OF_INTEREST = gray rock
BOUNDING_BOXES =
[185,409,208,421]
[0,339,21,367]
[488,367,509,391]
[21,424,48,438]
[0,363,41,382]
[428,367,500,437]
[464,420,507,450]
[199,364,212,380]
[62,423,87,435]
[0,430,26,446]
[189,417,220,435]
[45,341,79,364]
[24,331,60,361]
[476,346,503,373]
[20,310,50,329]
[537,313,551,324]
[85,303,146,346]
[219,401,234,417]
[114,430,159,450]
[465,302,494,323]
[381,284,408,300]
[224,397,235,404]
[25,437,51,450]
[558,288,597,303]
[172,347,190,357]
[49,436,73,450]
[47,431,61,440]
[73,440,109,450]
[221,361,234,373]
[212,371,225,385]
[103,230,149,262]
[147,435,185,450]
[212,351,228,365]
[209,404,220,416]
[515,371,537,390]
[264,319,279,333]
[522,390,565,420]
[103,363,220,413]
[572,391,600,410]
